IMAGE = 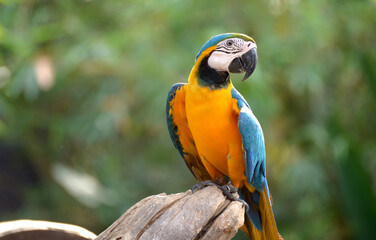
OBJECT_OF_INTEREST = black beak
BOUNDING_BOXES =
[228,47,258,81]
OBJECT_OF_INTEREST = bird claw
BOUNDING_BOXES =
[219,182,249,212]
[225,181,237,193]
[191,180,218,193]
[192,181,249,212]
[236,198,249,213]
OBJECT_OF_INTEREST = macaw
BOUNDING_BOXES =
[166,33,281,239]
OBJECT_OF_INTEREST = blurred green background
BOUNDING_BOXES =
[1,0,376,239]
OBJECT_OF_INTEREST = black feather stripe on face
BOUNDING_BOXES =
[197,56,230,89]
[215,49,242,55]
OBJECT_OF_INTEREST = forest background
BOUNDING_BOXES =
[1,1,376,239]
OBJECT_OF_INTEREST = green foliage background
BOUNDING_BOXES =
[1,0,376,239]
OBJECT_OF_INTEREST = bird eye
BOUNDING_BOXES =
[226,40,234,47]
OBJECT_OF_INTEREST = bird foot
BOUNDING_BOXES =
[219,181,237,194]
[219,181,249,212]
[191,181,249,212]
[191,180,219,192]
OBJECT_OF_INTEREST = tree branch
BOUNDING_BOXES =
[96,186,245,240]
[0,186,245,240]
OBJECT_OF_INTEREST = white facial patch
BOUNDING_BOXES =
[207,51,235,71]
[207,38,257,72]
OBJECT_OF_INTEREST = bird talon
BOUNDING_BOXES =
[191,180,218,193]
[226,181,237,193]
[218,184,238,200]
[192,181,248,212]
[216,182,249,212]
[238,199,249,213]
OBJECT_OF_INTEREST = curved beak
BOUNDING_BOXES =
[228,47,258,81]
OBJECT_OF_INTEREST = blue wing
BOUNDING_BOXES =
[231,87,266,192]
[232,87,272,231]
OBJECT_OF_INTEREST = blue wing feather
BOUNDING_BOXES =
[231,87,266,192]
[232,87,270,231]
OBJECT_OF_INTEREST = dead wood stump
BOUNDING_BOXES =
[96,185,245,240]
[0,186,245,240]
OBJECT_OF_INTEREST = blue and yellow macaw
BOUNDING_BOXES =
[166,33,281,239]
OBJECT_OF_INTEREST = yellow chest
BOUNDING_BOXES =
[185,82,243,176]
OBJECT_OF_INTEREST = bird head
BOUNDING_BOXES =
[195,33,257,81]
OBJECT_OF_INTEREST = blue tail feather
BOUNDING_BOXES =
[239,187,262,231]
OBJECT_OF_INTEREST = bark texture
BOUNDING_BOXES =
[95,186,245,240]
[0,186,245,240]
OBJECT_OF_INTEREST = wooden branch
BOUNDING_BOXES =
[0,186,245,240]
[96,185,245,240]
[0,220,96,240]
